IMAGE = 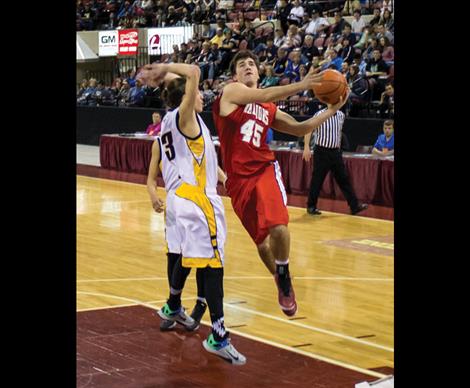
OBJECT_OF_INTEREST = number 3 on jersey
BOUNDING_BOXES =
[161,132,176,161]
[240,119,264,147]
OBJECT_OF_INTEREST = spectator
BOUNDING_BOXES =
[380,9,394,33]
[366,49,389,99]
[274,28,287,48]
[287,0,304,26]
[218,29,238,72]
[259,65,280,88]
[284,50,302,82]
[202,0,215,14]
[77,78,97,105]
[377,83,394,118]
[258,38,278,64]
[201,20,216,40]
[146,111,163,135]
[301,34,320,65]
[276,0,293,34]
[368,7,381,28]
[201,80,216,109]
[351,9,366,35]
[280,24,302,51]
[272,46,289,77]
[375,24,394,45]
[346,64,369,116]
[210,27,225,48]
[330,11,346,40]
[354,26,370,50]
[341,24,357,46]
[379,36,394,64]
[342,0,361,16]
[379,0,394,16]
[341,62,350,78]
[340,37,354,64]
[196,41,213,80]
[320,48,343,71]
[192,5,205,24]
[77,79,89,100]
[88,80,115,106]
[363,37,378,61]
[372,119,394,156]
[366,49,388,78]
[352,52,367,75]
[310,55,322,74]
[117,79,131,106]
[303,9,329,38]
[127,78,146,106]
[165,5,181,26]
[126,68,137,87]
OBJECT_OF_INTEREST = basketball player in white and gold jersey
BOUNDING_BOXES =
[141,62,246,365]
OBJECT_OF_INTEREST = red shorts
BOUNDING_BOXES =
[226,161,289,245]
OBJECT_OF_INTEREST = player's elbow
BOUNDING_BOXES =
[188,65,201,78]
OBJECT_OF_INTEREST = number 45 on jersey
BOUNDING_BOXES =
[241,119,264,147]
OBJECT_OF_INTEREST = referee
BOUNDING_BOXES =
[302,107,368,215]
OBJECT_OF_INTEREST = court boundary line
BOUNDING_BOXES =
[223,303,393,352]
[77,291,393,352]
[77,175,393,223]
[77,276,394,283]
[76,291,387,379]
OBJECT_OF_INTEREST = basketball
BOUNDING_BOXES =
[312,69,348,105]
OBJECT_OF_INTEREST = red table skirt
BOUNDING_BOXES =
[100,135,394,207]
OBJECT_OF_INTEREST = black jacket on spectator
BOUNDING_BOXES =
[340,45,354,64]
[301,45,320,64]
[342,32,356,46]
[277,3,292,33]
[366,58,389,75]
[332,19,346,37]
[166,12,181,26]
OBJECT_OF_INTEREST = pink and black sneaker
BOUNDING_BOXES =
[274,273,297,316]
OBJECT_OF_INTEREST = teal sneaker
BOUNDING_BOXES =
[202,333,246,365]
[157,303,197,331]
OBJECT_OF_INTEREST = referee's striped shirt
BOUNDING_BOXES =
[313,108,345,149]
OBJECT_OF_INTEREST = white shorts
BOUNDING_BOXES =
[173,184,226,268]
[164,190,182,254]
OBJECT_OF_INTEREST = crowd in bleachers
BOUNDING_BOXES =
[77,0,394,118]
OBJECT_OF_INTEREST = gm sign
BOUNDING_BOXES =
[147,26,193,55]
[99,31,118,56]
[101,35,116,44]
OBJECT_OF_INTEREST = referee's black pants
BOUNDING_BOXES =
[307,145,359,210]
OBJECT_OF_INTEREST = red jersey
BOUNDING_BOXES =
[212,95,277,177]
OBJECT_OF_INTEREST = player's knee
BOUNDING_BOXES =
[269,224,288,240]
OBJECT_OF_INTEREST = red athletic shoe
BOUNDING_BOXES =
[274,273,297,316]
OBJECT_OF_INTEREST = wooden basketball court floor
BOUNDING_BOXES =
[77,174,394,387]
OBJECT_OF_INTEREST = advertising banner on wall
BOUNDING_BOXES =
[147,26,193,56]
[118,29,139,55]
[98,31,118,56]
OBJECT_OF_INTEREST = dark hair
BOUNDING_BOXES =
[229,50,260,75]
[384,119,394,127]
[161,77,186,108]
[350,64,359,75]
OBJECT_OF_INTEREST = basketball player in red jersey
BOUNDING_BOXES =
[212,50,348,316]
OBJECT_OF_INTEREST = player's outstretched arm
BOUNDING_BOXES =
[138,63,201,138]
[146,139,164,213]
[222,71,323,106]
[271,91,350,137]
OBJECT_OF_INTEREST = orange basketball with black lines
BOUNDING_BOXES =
[312,69,348,105]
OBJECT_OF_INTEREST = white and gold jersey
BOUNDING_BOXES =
[159,108,226,268]
[160,108,218,193]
